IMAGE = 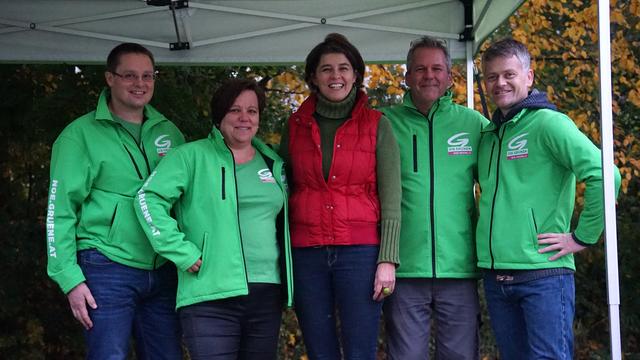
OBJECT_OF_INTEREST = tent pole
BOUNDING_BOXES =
[466,40,474,109]
[597,1,622,359]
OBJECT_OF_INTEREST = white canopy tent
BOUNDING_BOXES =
[0,1,622,358]
[0,0,521,64]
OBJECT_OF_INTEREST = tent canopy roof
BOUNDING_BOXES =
[1,0,522,65]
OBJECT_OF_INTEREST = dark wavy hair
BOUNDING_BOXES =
[304,33,365,92]
[210,78,266,128]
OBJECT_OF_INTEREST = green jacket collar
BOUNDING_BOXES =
[94,88,168,126]
[402,90,453,116]
[482,108,530,133]
[208,127,277,160]
[208,126,225,143]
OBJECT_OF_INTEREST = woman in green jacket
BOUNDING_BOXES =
[135,78,293,360]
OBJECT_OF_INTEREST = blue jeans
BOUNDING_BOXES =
[483,272,575,360]
[293,245,382,360]
[179,283,283,360]
[78,249,182,360]
[384,278,479,360]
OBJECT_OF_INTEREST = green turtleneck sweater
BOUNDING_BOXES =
[279,88,402,265]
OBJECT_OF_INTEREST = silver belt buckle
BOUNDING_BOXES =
[496,275,514,282]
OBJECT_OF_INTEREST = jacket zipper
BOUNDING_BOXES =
[117,123,157,268]
[426,102,440,277]
[225,144,250,287]
[119,125,151,179]
[487,126,505,270]
[123,145,143,180]
[487,141,496,177]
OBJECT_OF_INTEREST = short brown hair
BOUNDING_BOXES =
[482,38,531,71]
[210,78,266,128]
[304,33,365,93]
[106,43,155,73]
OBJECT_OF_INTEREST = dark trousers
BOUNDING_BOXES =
[293,245,383,360]
[384,278,480,360]
[179,283,283,360]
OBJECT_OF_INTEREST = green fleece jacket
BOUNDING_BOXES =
[477,107,621,270]
[382,91,489,278]
[135,128,293,309]
[46,89,185,294]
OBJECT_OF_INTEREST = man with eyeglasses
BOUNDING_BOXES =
[381,36,488,359]
[46,42,184,359]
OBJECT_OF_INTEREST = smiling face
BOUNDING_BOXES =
[405,47,452,114]
[311,53,356,102]
[219,90,260,149]
[105,53,155,120]
[483,55,534,115]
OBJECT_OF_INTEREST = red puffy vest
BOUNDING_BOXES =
[287,91,381,247]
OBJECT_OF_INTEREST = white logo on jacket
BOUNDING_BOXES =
[258,168,276,183]
[154,135,172,156]
[447,132,472,155]
[507,133,529,160]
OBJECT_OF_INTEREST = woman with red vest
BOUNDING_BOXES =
[279,33,401,359]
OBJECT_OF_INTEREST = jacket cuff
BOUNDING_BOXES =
[176,250,203,272]
[572,232,594,247]
[378,218,401,265]
[50,264,87,294]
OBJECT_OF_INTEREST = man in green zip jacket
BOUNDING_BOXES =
[381,36,488,360]
[45,43,184,359]
[477,38,620,360]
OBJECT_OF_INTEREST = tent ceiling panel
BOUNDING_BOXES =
[0,0,522,65]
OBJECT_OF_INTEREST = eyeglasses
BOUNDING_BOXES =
[110,71,158,83]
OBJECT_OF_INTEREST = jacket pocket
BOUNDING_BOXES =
[106,202,121,243]
[106,200,152,252]
[197,232,209,279]
[527,208,539,248]
[412,134,418,173]
[365,191,380,219]
[109,202,118,229]
[221,167,226,200]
